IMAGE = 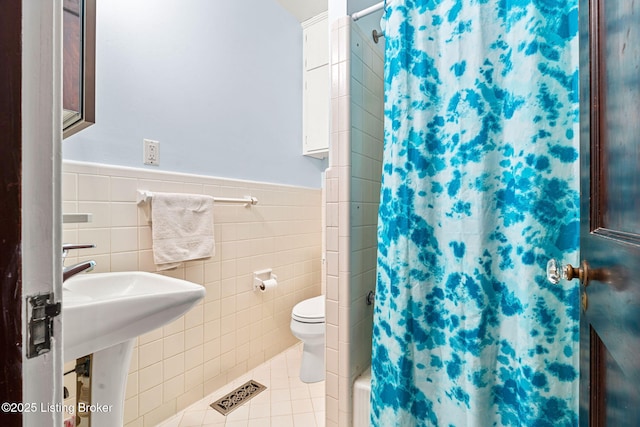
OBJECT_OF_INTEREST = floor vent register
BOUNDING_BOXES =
[209,380,267,416]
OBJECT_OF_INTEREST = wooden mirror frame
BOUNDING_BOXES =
[63,0,95,139]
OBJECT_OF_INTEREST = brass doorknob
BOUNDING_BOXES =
[547,259,618,312]
[546,259,592,287]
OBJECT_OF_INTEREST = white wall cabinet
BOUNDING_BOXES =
[302,13,329,159]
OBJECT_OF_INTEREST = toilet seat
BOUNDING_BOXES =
[292,295,325,323]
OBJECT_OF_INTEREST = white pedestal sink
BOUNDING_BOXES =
[62,271,205,427]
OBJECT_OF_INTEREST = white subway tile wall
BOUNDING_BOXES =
[62,161,322,427]
[325,18,384,427]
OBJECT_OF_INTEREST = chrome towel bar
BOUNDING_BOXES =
[136,190,258,207]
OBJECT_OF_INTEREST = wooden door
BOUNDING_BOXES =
[0,1,24,424]
[579,0,640,425]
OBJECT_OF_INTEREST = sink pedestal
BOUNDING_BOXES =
[86,339,135,427]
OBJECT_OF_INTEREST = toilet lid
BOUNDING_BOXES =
[292,295,325,323]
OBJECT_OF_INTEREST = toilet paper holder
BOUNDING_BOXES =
[253,268,277,291]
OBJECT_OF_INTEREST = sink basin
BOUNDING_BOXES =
[63,271,205,361]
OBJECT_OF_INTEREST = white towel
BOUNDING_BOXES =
[150,192,215,270]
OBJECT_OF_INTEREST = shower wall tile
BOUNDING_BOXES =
[339,24,350,63]
[327,398,339,427]
[331,26,341,66]
[325,17,383,426]
[339,61,350,98]
[62,160,322,427]
[349,20,383,386]
[351,28,364,62]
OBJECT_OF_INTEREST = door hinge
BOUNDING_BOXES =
[26,293,61,359]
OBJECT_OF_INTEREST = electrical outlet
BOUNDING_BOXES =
[143,139,160,166]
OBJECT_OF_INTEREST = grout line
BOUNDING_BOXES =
[155,342,325,427]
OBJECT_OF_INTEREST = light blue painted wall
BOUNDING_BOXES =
[63,0,327,188]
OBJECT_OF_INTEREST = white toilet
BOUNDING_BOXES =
[290,295,325,383]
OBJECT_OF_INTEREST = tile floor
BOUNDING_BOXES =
[156,343,325,427]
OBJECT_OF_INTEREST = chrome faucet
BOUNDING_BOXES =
[62,244,96,282]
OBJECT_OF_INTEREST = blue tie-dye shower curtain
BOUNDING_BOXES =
[371,1,580,426]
